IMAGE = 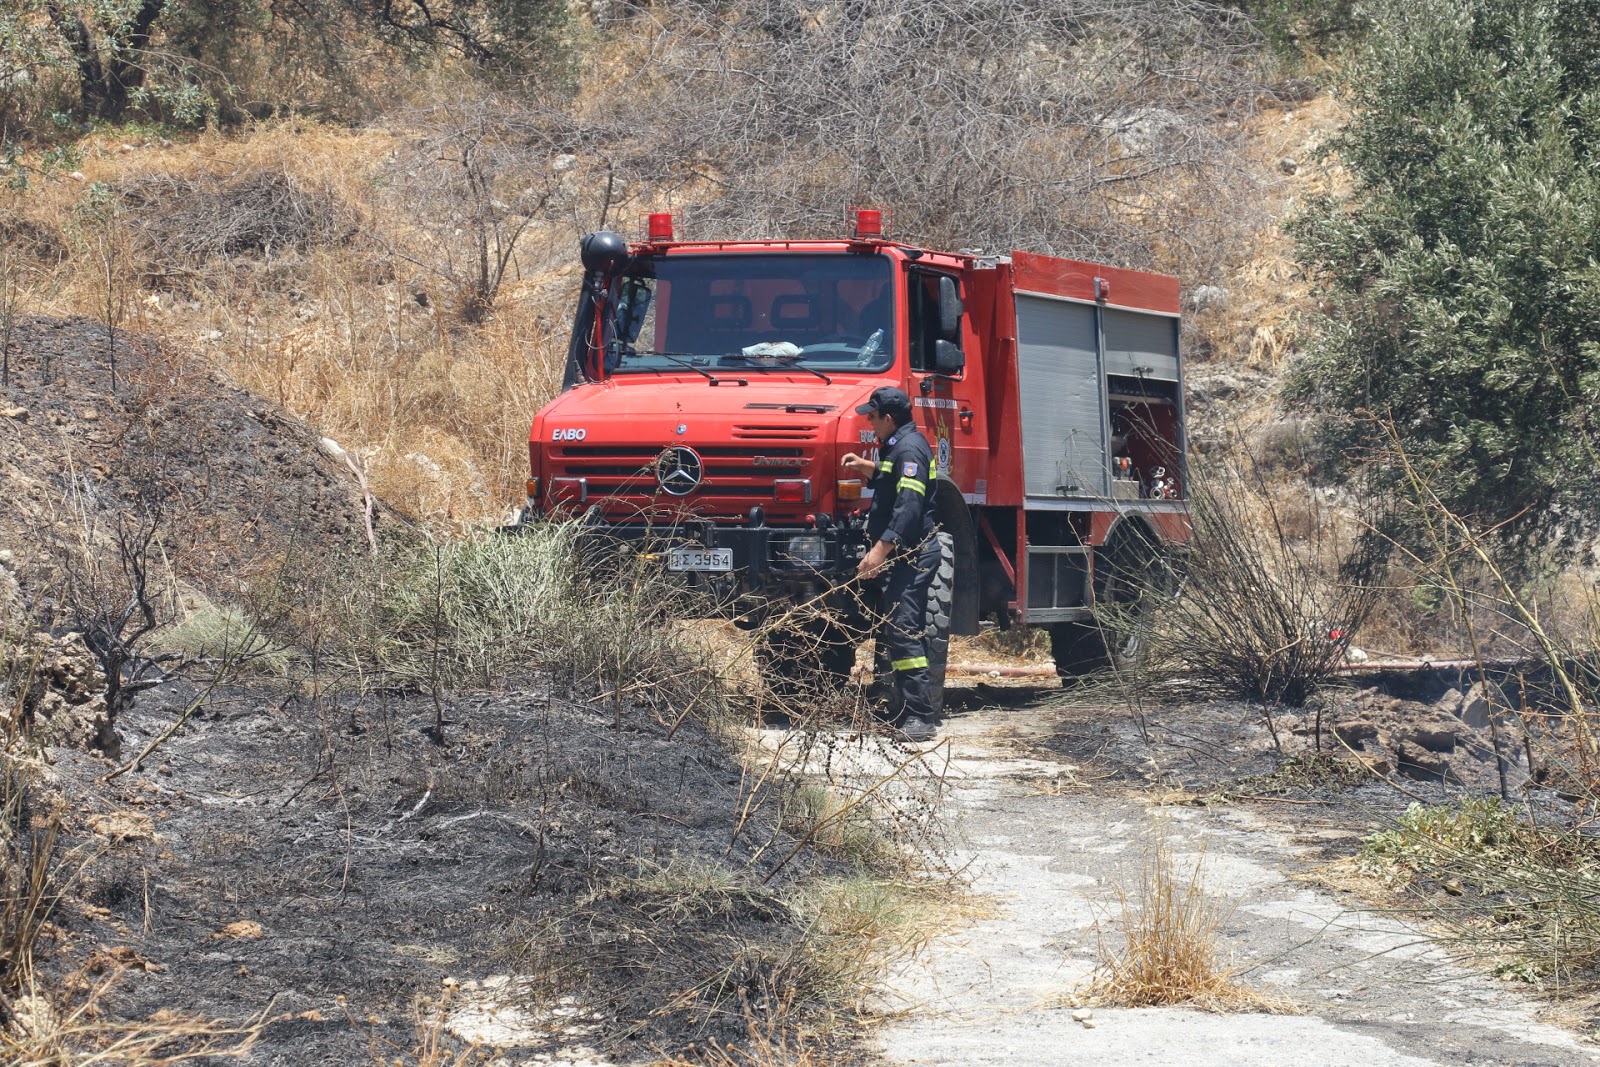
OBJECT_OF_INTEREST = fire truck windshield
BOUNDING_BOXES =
[604,253,896,375]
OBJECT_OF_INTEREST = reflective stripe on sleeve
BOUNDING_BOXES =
[891,656,929,671]
[897,477,926,495]
[877,460,894,472]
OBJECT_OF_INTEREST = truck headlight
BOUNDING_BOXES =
[785,535,827,565]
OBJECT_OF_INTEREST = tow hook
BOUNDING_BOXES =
[732,599,768,631]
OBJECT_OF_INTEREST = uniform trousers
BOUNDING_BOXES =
[878,535,942,721]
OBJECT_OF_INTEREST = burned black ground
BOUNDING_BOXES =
[3,316,874,1064]
[0,315,384,595]
[42,677,856,1063]
[943,674,1576,859]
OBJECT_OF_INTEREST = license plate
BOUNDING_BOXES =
[667,547,733,572]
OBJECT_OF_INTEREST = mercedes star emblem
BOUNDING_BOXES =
[655,446,704,496]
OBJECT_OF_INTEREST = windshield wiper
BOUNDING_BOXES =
[657,352,747,386]
[726,354,832,385]
[618,351,748,386]
[782,360,832,385]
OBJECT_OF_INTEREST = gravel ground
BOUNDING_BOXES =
[872,687,1599,1067]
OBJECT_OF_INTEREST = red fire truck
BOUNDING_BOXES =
[518,210,1189,708]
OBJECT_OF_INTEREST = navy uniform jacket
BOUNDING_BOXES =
[866,421,936,550]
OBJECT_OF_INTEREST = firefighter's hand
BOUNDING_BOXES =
[857,541,891,580]
[839,453,875,479]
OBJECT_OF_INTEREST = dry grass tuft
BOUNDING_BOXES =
[2,969,261,1066]
[0,747,59,1009]
[1085,828,1286,1012]
[344,987,482,1067]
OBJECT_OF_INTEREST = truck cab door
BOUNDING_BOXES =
[907,269,980,498]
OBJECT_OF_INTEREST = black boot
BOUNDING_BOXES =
[892,712,938,742]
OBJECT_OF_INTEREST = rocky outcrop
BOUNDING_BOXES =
[1306,683,1523,790]
[4,631,117,757]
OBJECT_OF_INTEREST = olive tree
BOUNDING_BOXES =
[1287,0,1600,563]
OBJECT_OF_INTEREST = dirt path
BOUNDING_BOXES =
[872,695,1598,1067]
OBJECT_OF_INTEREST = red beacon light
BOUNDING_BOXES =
[852,208,884,240]
[647,213,675,241]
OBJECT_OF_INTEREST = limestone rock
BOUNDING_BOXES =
[1459,681,1504,730]
[1408,716,1461,754]
[15,632,117,756]
[1333,718,1379,748]
[1395,741,1455,784]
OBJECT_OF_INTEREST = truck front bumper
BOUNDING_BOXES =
[518,507,863,584]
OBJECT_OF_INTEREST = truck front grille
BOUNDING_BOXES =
[548,439,824,514]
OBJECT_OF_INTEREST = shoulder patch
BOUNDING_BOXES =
[901,460,919,477]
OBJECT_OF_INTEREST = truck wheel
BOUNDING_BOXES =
[757,616,856,703]
[1049,620,1108,679]
[924,532,955,714]
[1051,528,1168,682]
[1097,526,1169,669]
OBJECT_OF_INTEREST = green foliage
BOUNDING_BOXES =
[1225,0,1368,57]
[1358,797,1600,981]
[351,524,584,689]
[0,0,574,132]
[148,604,293,676]
[1360,797,1530,883]
[1288,0,1600,562]
[286,524,733,731]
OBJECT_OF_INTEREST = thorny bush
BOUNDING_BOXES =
[1129,451,1388,708]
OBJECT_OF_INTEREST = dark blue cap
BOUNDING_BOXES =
[856,386,912,418]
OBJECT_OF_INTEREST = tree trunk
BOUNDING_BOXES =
[50,0,168,120]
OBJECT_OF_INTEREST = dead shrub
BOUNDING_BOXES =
[378,96,571,323]
[1135,453,1389,708]
[118,166,357,281]
[572,0,1269,285]
[42,471,186,752]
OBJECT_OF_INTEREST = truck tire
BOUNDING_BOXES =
[757,616,856,703]
[925,532,955,714]
[1051,526,1167,682]
[1049,620,1109,678]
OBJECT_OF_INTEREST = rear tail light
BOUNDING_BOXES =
[774,479,811,504]
[835,479,863,501]
[548,477,588,505]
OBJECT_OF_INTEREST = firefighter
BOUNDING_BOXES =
[840,386,940,742]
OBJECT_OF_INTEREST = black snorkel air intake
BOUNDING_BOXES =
[561,230,630,390]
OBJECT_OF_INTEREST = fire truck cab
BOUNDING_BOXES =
[520,211,1189,701]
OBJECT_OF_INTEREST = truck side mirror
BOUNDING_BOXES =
[618,278,652,344]
[934,338,966,374]
[938,275,964,340]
